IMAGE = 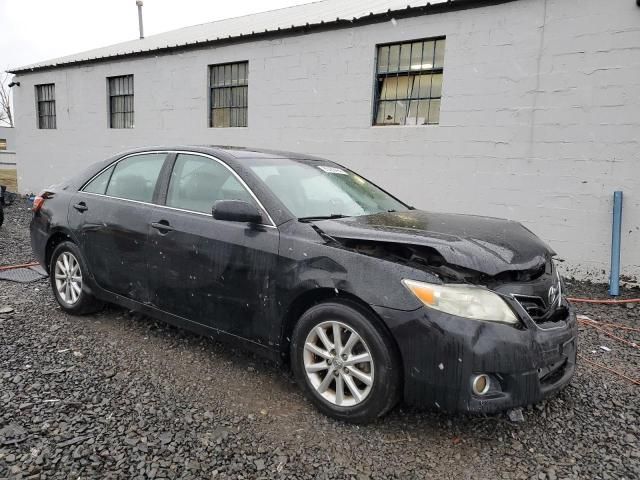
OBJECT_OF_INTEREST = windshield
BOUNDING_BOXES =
[247,159,408,219]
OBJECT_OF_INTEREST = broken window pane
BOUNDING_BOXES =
[395,100,409,125]
[374,38,445,126]
[406,100,419,125]
[416,100,429,125]
[376,101,393,125]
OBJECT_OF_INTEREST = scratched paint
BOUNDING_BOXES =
[30,146,578,414]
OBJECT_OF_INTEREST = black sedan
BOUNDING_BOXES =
[30,146,577,423]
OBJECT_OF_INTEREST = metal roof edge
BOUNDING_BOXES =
[8,0,514,75]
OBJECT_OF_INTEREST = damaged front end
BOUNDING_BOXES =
[374,285,577,413]
[308,210,577,413]
[336,237,550,284]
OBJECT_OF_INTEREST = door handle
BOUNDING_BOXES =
[151,220,175,233]
[73,202,88,212]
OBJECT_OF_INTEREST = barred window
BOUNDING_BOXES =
[36,84,56,129]
[209,62,248,128]
[108,75,134,128]
[374,38,445,126]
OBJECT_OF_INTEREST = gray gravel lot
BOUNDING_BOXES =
[0,199,639,479]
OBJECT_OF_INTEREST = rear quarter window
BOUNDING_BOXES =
[105,153,166,203]
[82,166,114,195]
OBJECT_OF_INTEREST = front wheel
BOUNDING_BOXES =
[291,300,401,423]
[50,241,103,315]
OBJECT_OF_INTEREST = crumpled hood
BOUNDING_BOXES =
[314,210,555,277]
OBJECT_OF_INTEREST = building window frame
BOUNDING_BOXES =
[35,83,56,129]
[208,61,248,128]
[373,37,445,127]
[108,75,134,129]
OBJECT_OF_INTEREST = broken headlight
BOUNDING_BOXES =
[402,279,519,325]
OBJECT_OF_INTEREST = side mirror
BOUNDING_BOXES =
[213,200,263,224]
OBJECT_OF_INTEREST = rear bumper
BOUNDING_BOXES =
[30,215,49,270]
[374,299,577,413]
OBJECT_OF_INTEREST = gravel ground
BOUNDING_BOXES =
[0,199,638,480]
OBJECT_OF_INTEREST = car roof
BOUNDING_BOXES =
[111,145,329,162]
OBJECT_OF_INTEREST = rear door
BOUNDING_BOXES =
[68,152,169,302]
[147,153,280,345]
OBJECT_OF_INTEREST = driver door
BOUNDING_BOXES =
[147,153,280,345]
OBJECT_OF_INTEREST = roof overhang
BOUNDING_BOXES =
[8,0,514,75]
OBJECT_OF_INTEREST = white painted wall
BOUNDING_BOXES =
[12,0,640,282]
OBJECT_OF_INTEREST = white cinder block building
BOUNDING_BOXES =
[8,0,640,282]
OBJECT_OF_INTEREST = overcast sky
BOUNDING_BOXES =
[0,0,314,72]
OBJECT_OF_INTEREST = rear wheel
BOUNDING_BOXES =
[291,300,401,423]
[50,241,103,315]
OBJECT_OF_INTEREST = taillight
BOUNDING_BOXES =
[32,191,54,213]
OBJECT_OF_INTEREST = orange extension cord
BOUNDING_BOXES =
[577,315,640,386]
[578,355,640,386]
[568,297,640,304]
[578,318,639,349]
[0,262,40,271]
[1,261,639,385]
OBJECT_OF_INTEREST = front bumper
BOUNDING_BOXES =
[374,298,577,413]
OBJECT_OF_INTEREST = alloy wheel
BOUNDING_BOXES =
[303,321,375,407]
[54,252,83,306]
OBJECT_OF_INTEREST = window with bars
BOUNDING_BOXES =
[374,38,445,126]
[108,75,134,128]
[209,62,248,128]
[36,84,56,129]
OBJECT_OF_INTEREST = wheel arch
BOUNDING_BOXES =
[45,228,77,273]
[279,288,403,368]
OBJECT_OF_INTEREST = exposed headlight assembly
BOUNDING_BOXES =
[402,279,519,325]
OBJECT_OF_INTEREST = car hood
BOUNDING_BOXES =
[313,210,555,277]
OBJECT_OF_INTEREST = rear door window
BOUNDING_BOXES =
[105,153,167,203]
[166,153,255,214]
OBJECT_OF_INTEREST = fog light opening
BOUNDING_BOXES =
[472,374,490,396]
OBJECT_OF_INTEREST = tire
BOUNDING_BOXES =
[49,241,103,315]
[291,300,401,423]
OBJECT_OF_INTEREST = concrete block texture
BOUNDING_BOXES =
[12,0,640,282]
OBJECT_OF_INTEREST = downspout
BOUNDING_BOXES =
[609,191,623,296]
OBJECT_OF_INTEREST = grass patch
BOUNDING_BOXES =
[0,168,18,192]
